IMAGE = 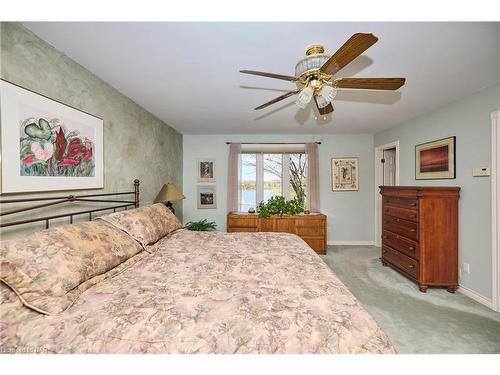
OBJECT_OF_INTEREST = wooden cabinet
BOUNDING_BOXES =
[380,186,460,293]
[227,213,327,254]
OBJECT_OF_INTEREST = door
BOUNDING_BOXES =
[374,141,400,247]
[383,148,397,186]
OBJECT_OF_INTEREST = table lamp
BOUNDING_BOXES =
[154,182,185,214]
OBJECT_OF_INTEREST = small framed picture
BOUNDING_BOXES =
[415,136,456,180]
[197,159,215,182]
[197,184,217,209]
[332,157,359,191]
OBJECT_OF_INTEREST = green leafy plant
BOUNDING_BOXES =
[185,219,217,231]
[256,196,304,218]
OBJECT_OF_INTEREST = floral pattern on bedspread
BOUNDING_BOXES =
[0,230,395,354]
[0,221,143,315]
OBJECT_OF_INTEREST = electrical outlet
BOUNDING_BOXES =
[462,262,470,274]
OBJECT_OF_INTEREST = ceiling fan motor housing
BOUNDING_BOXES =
[306,45,325,55]
[295,44,330,79]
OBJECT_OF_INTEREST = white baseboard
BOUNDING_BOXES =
[328,240,375,246]
[457,285,493,309]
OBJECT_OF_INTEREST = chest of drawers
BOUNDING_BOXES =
[227,213,327,254]
[380,186,460,293]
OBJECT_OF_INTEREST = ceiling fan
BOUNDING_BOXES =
[240,33,406,116]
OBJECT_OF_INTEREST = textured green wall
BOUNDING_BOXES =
[0,22,183,236]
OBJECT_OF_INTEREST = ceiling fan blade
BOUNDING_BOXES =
[240,70,298,82]
[336,77,406,90]
[314,96,334,115]
[320,33,378,76]
[254,89,301,110]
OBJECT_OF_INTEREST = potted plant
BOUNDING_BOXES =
[256,196,304,218]
[184,219,217,231]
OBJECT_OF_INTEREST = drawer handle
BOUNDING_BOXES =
[408,264,415,269]
[409,229,416,232]
[383,235,388,239]
[411,214,417,218]
[410,203,417,207]
[383,250,387,254]
[408,246,415,251]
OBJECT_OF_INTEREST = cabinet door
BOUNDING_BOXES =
[258,218,274,232]
[274,218,296,234]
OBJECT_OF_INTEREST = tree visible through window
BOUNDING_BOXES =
[239,152,308,212]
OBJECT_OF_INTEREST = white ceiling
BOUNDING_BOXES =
[23,22,500,135]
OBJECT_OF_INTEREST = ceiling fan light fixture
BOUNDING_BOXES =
[319,85,337,103]
[315,94,330,109]
[295,86,314,109]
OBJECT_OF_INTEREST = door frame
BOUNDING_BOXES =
[491,110,500,312]
[374,141,400,247]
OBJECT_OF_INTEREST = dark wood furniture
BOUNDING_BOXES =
[380,186,460,293]
[227,212,327,254]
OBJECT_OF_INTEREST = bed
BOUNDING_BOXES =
[0,182,395,354]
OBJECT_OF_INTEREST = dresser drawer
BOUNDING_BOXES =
[383,196,418,209]
[382,230,419,260]
[382,245,419,279]
[227,227,257,232]
[296,218,324,227]
[382,215,418,241]
[383,205,419,222]
[228,216,257,228]
[296,225,325,237]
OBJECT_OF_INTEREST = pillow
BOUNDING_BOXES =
[98,203,183,251]
[0,220,143,315]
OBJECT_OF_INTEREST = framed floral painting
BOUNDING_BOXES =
[331,157,359,191]
[0,80,104,193]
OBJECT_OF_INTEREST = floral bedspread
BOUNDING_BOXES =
[0,230,395,354]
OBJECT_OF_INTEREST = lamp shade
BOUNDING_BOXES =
[154,183,185,203]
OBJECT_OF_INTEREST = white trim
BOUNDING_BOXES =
[328,240,375,246]
[374,141,400,247]
[491,110,500,312]
[457,285,493,309]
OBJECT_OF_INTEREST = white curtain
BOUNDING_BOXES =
[227,143,241,213]
[306,143,320,212]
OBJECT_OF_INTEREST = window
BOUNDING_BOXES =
[238,148,308,212]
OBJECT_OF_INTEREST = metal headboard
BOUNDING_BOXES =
[0,179,140,229]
